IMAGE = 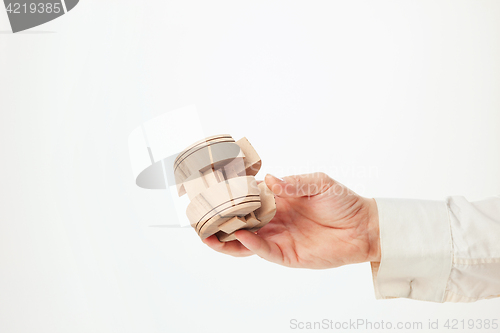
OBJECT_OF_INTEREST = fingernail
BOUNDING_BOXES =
[266,174,285,182]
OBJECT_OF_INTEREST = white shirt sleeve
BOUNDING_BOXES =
[371,196,500,302]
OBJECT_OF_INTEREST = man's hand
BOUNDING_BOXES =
[203,172,380,269]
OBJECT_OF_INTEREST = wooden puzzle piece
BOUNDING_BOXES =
[182,168,226,201]
[218,216,247,234]
[225,174,260,205]
[214,211,265,242]
[186,176,260,230]
[222,151,246,180]
[174,141,241,196]
[201,168,221,188]
[198,200,261,239]
[215,231,237,242]
[174,135,276,242]
[183,172,207,200]
[173,135,234,172]
[174,146,211,196]
[187,195,260,229]
[244,211,261,229]
[174,134,233,165]
[252,181,277,229]
[236,137,262,176]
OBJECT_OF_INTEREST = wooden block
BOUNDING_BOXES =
[183,172,207,200]
[187,191,260,229]
[174,134,233,167]
[175,141,241,187]
[236,137,262,176]
[213,168,225,182]
[210,141,242,170]
[186,185,232,227]
[201,169,220,188]
[173,135,234,173]
[244,212,261,229]
[186,176,261,231]
[186,195,215,227]
[223,157,246,180]
[176,141,230,174]
[226,175,260,205]
[198,200,261,239]
[253,182,277,228]
[216,212,260,241]
[174,145,211,181]
[216,231,237,242]
[223,165,238,180]
[219,216,247,234]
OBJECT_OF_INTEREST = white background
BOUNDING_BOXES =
[1,1,500,332]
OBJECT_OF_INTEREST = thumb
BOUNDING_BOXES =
[264,172,336,198]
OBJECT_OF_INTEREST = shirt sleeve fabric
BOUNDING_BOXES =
[371,196,500,302]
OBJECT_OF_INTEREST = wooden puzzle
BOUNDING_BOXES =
[174,135,277,242]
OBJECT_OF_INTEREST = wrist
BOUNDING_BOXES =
[365,198,381,262]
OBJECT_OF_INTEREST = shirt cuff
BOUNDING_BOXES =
[371,198,453,302]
